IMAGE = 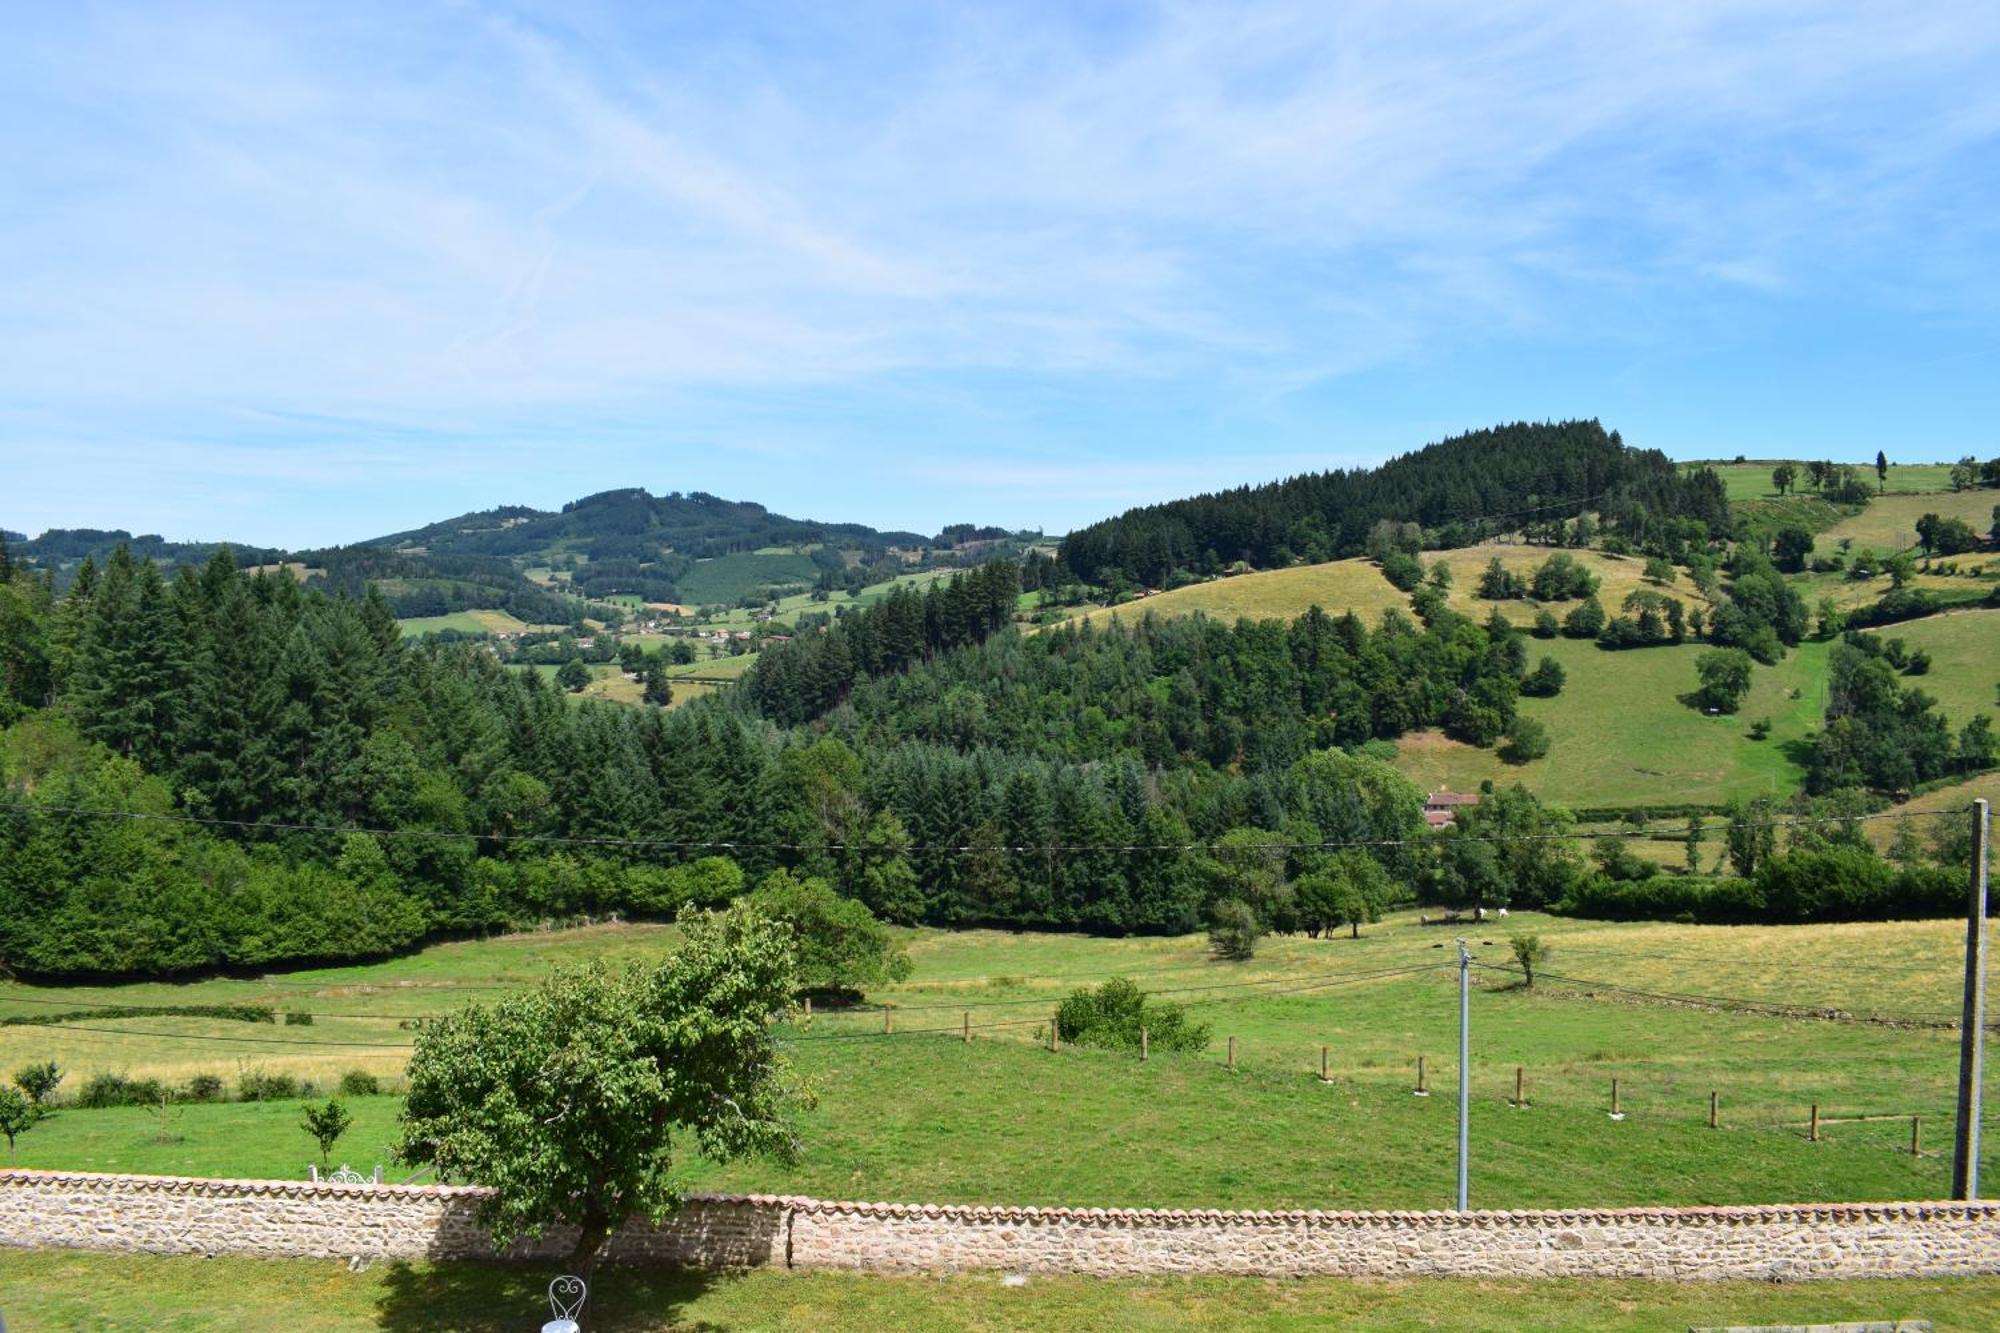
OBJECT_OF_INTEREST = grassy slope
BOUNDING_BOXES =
[1887,609,2000,726]
[395,610,533,638]
[9,915,1997,1210]
[1697,460,1960,500]
[1820,488,1998,555]
[675,552,822,605]
[1067,545,1706,635]
[8,1254,1999,1333]
[1867,771,2000,853]
[1391,637,1828,808]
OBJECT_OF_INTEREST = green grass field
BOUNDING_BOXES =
[8,914,1996,1212]
[396,610,534,638]
[1694,460,1961,500]
[8,1252,1998,1333]
[1391,636,1829,808]
[1820,488,1998,555]
[1886,609,2000,725]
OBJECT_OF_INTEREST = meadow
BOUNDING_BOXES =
[7,912,1996,1212]
[1820,488,1998,555]
[1066,543,1706,635]
[395,609,536,638]
[1391,636,1829,809]
[1695,459,1962,500]
[5,1252,1999,1333]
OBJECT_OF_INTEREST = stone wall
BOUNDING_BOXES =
[5,1170,1998,1281]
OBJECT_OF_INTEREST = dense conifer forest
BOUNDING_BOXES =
[1059,420,1730,587]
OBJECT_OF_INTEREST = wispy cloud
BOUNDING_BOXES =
[3,1,1998,543]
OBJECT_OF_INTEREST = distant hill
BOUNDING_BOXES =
[4,487,1031,624]
[1059,420,1730,587]
[365,487,931,562]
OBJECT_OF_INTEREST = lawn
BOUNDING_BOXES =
[8,913,1997,1212]
[1390,636,1829,809]
[8,1252,1999,1333]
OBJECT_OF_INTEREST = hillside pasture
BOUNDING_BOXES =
[1820,488,1997,555]
[1390,637,1827,809]
[1064,544,1698,634]
[5,913,1994,1213]
[1696,459,1961,500]
[1867,770,2000,853]
[675,552,822,606]
[1882,609,2000,726]
[396,610,532,638]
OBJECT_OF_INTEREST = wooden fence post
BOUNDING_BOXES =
[1227,1036,1237,1071]
[1809,1102,1820,1142]
[804,996,812,1020]
[1913,1115,1923,1156]
[1140,1026,1148,1062]
[1050,1010,1060,1052]
[1609,1077,1623,1120]
[1709,1090,1719,1129]
[883,1007,892,1034]
[963,1011,970,1043]
[1514,1065,1526,1107]
[1320,1045,1330,1083]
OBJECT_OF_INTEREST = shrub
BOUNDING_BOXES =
[1498,717,1550,764]
[183,1074,225,1103]
[1055,978,1211,1053]
[1208,899,1264,961]
[338,1069,382,1097]
[237,1070,301,1102]
[283,1011,315,1027]
[1747,718,1772,740]
[77,1073,134,1109]
[1521,656,1565,697]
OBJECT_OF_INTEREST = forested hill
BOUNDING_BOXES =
[366,487,931,562]
[1060,421,1731,587]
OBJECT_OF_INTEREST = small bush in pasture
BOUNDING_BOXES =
[1208,899,1264,961]
[183,1074,225,1103]
[237,1070,301,1102]
[338,1070,382,1097]
[1056,978,1211,1054]
[283,1011,314,1027]
[77,1073,134,1109]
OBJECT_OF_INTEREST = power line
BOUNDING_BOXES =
[0,798,1963,856]
[1485,963,1997,1030]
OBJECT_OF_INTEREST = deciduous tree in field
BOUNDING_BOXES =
[750,868,911,997]
[13,1060,61,1109]
[0,1086,33,1163]
[301,1099,352,1168]
[1508,934,1549,988]
[396,905,802,1276]
[1694,648,1754,714]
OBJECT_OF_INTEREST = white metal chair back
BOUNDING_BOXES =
[542,1274,587,1333]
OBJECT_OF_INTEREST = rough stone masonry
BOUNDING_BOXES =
[4,1170,1999,1280]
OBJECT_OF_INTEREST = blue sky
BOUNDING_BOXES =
[3,1,1998,548]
